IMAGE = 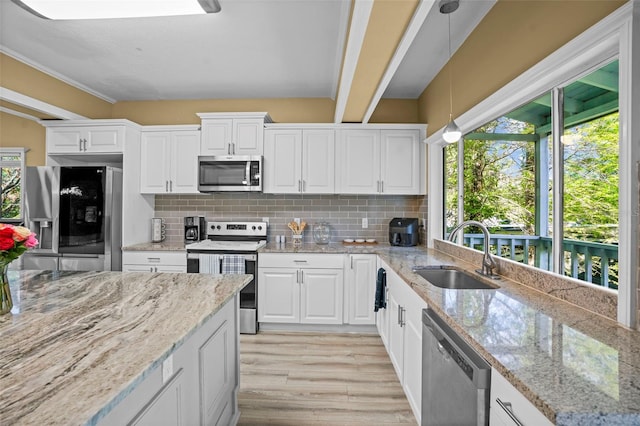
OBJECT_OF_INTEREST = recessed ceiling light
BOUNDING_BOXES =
[12,0,221,20]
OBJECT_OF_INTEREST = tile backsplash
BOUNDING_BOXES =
[154,193,427,245]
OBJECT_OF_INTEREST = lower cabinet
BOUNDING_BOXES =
[490,368,552,426]
[122,251,187,273]
[378,258,426,424]
[97,295,239,426]
[258,254,344,324]
[345,254,377,325]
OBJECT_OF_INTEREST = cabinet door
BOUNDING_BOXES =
[302,129,335,193]
[336,130,380,194]
[263,129,302,193]
[403,297,426,423]
[201,119,232,155]
[376,285,390,349]
[346,254,376,325]
[258,269,300,323]
[380,130,420,194]
[387,289,404,380]
[129,369,186,426]
[140,132,170,193]
[233,119,264,155]
[170,131,200,194]
[47,128,83,153]
[490,368,553,426]
[85,126,124,153]
[300,268,343,324]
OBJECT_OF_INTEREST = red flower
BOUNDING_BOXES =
[0,227,16,251]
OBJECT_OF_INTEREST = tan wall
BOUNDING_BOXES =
[0,112,46,166]
[0,53,113,119]
[370,98,419,123]
[418,0,627,136]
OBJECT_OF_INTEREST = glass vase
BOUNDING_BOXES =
[292,234,303,247]
[0,262,13,315]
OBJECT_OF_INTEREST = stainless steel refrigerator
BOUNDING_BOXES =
[22,166,123,271]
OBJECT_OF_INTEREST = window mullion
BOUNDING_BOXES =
[551,87,565,275]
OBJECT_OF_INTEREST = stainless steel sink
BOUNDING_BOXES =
[412,266,498,290]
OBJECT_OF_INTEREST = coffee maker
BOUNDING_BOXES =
[184,216,206,244]
[389,218,419,246]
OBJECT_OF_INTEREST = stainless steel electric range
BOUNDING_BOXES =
[186,221,267,334]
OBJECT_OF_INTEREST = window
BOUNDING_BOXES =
[445,61,619,289]
[428,4,636,327]
[0,148,27,223]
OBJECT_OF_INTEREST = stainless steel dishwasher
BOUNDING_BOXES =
[422,308,491,426]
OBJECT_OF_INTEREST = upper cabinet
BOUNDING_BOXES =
[336,129,423,195]
[198,112,272,156]
[263,127,335,194]
[45,121,131,154]
[140,126,200,194]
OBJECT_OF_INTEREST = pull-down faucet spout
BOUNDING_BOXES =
[447,220,500,279]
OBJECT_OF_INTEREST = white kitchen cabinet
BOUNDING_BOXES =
[140,128,200,194]
[379,258,427,424]
[264,128,335,194]
[336,129,422,195]
[198,112,271,156]
[122,251,187,273]
[258,254,344,324]
[46,124,124,154]
[345,254,376,325]
[490,368,553,426]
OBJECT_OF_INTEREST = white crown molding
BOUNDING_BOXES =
[0,105,40,122]
[0,86,86,120]
[0,46,117,104]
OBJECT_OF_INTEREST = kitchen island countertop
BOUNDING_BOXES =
[0,270,251,425]
[260,241,640,425]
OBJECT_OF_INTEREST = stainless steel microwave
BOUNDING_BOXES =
[198,155,262,192]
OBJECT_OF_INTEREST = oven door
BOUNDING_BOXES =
[186,251,258,334]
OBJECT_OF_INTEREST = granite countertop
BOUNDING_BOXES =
[122,241,187,251]
[0,270,251,426]
[260,242,640,425]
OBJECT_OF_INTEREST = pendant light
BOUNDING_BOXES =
[440,0,462,144]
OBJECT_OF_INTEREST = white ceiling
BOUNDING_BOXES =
[0,0,495,108]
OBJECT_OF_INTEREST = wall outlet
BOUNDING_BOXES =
[294,218,300,225]
[162,354,173,384]
[362,217,368,228]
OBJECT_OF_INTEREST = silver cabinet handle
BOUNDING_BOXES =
[350,256,353,269]
[149,267,153,272]
[79,139,83,151]
[169,180,173,192]
[293,260,308,263]
[496,398,524,426]
[232,142,235,155]
[296,270,300,283]
[399,307,406,327]
[147,257,161,263]
[302,180,306,192]
[228,143,231,155]
[397,305,402,325]
[300,270,304,283]
[298,180,302,192]
[380,181,384,193]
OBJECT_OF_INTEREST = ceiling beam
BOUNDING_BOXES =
[0,86,85,119]
[362,0,436,123]
[334,1,374,124]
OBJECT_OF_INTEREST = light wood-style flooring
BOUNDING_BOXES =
[238,331,416,425]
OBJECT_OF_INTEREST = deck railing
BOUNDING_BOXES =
[459,234,619,289]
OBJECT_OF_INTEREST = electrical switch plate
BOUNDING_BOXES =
[162,354,173,383]
[362,218,368,228]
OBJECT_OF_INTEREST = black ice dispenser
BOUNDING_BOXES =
[389,218,419,247]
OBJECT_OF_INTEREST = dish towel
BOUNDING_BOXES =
[374,268,387,312]
[221,255,246,274]
[199,254,221,275]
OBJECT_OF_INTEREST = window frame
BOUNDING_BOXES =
[0,147,27,224]
[426,3,637,327]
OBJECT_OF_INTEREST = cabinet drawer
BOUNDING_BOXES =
[259,253,343,269]
[490,368,552,426]
[123,251,187,266]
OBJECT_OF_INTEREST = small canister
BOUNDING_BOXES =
[151,218,165,243]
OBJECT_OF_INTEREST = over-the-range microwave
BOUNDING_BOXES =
[198,155,262,192]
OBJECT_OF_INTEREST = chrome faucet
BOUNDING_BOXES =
[447,220,499,279]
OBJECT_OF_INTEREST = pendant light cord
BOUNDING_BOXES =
[448,12,453,122]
